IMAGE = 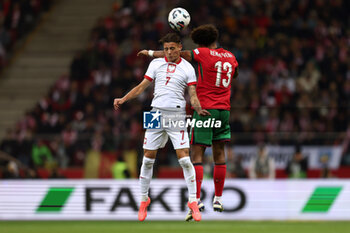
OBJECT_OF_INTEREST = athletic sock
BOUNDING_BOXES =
[179,157,197,203]
[213,195,222,203]
[213,164,226,197]
[193,163,203,199]
[139,156,155,202]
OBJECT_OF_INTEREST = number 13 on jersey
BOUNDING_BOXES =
[215,61,232,87]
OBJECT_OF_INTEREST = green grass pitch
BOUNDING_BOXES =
[1,221,349,233]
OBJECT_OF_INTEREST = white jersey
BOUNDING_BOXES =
[144,57,197,109]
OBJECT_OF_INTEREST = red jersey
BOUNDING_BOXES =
[191,47,238,110]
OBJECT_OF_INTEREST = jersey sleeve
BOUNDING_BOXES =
[187,65,197,86]
[144,60,157,81]
[191,48,208,63]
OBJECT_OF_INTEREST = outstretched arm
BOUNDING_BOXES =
[137,50,165,58]
[137,50,164,58]
[180,51,192,62]
[188,85,210,116]
[114,78,151,110]
[137,50,193,62]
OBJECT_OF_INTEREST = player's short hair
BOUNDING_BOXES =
[159,33,181,44]
[190,24,218,46]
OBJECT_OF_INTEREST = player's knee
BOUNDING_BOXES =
[214,155,226,164]
[191,145,205,162]
[192,153,203,163]
[142,156,155,169]
[178,156,192,169]
[213,148,225,163]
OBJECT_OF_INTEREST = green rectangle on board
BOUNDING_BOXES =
[36,187,74,212]
[302,187,342,213]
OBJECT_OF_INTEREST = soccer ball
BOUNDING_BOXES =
[168,7,190,32]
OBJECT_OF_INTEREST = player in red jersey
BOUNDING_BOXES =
[138,24,238,221]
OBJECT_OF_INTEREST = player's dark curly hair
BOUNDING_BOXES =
[159,33,181,44]
[190,24,218,46]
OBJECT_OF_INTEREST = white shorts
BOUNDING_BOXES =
[143,108,189,150]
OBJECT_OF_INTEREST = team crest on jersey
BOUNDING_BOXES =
[167,64,176,73]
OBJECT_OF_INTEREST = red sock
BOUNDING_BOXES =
[194,164,203,199]
[214,164,226,196]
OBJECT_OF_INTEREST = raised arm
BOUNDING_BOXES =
[180,51,192,62]
[114,78,151,110]
[188,85,210,116]
[137,50,164,58]
[137,50,193,62]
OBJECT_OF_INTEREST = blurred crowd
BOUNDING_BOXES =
[0,0,52,71]
[0,0,350,178]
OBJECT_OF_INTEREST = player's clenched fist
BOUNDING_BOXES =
[137,50,149,57]
[113,98,124,110]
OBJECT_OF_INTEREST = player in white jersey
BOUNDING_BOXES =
[114,33,209,222]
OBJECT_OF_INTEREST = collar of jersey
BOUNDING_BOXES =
[165,56,182,64]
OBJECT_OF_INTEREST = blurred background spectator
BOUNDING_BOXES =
[112,156,130,179]
[226,148,247,178]
[285,146,308,178]
[2,161,19,179]
[319,154,334,178]
[249,145,276,179]
[31,139,53,168]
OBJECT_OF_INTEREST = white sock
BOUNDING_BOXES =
[178,156,197,203]
[213,195,222,203]
[139,156,155,202]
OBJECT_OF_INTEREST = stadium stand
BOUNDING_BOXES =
[0,0,52,72]
[0,0,349,179]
